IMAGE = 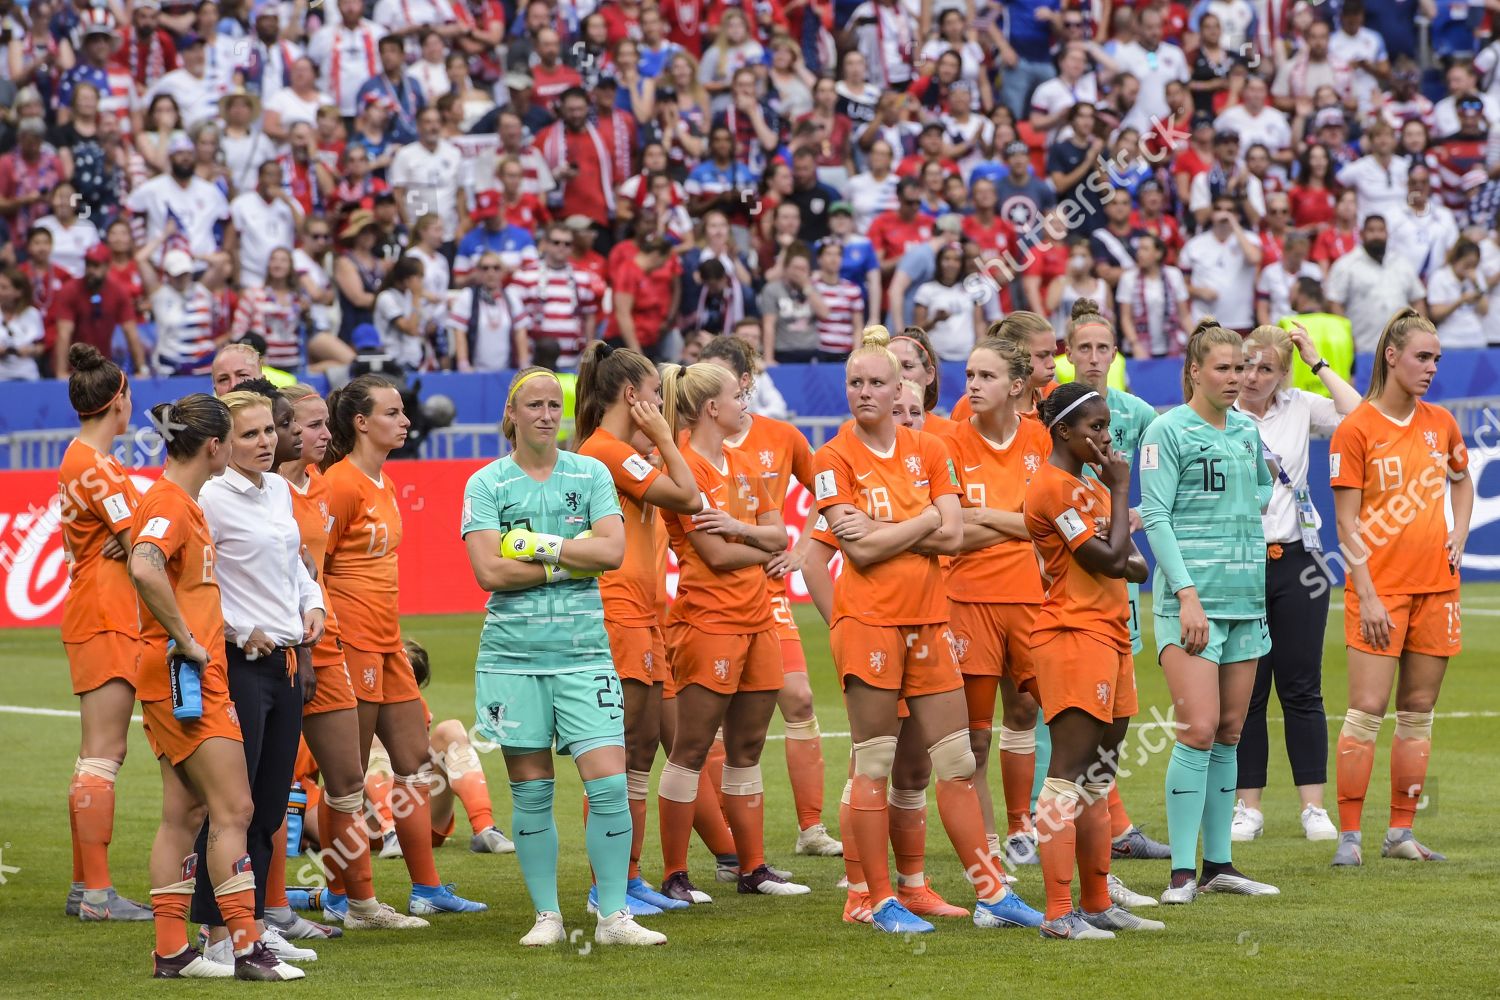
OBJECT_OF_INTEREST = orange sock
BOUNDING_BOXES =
[215,857,258,953]
[1035,778,1081,921]
[721,765,766,873]
[319,792,371,900]
[887,787,927,885]
[1336,733,1377,833]
[266,820,289,909]
[626,770,650,880]
[998,749,1035,836]
[1076,785,1112,914]
[1389,736,1432,829]
[784,718,826,830]
[447,749,495,834]
[1107,783,1132,839]
[849,774,893,903]
[73,768,117,891]
[67,779,83,884]
[839,786,865,888]
[934,777,1006,903]
[658,762,698,877]
[704,737,728,816]
[391,774,440,886]
[365,771,395,834]
[150,855,195,957]
[692,767,736,856]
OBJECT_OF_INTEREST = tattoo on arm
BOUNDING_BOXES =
[132,542,167,571]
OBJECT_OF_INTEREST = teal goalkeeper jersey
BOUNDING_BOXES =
[1138,405,1273,620]
[1082,388,1159,646]
[461,451,622,674]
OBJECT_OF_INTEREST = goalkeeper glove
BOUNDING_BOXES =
[501,529,564,564]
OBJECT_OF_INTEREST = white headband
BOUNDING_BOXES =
[1046,390,1100,429]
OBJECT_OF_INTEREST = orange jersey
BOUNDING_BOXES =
[654,509,670,625]
[131,477,229,703]
[664,445,776,634]
[322,459,403,652]
[1329,400,1468,595]
[813,424,961,626]
[58,439,142,642]
[287,468,342,660]
[578,428,664,627]
[1024,462,1129,650]
[947,418,1052,604]
[726,414,814,639]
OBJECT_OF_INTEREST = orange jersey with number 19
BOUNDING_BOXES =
[322,458,403,653]
[726,414,814,639]
[813,424,960,626]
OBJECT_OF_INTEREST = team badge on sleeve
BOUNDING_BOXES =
[103,493,130,524]
[1056,508,1088,542]
[140,516,171,540]
[1140,444,1158,471]
[1329,453,1341,477]
[947,459,958,486]
[623,453,652,481]
[814,470,837,501]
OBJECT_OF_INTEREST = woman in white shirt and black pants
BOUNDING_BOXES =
[1231,324,1361,843]
[192,383,325,965]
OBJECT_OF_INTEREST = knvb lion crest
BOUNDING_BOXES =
[713,658,730,681]
[363,667,377,690]
[869,650,887,674]
[1024,453,1041,475]
[904,455,922,476]
[759,450,775,469]
[950,634,970,661]
[1096,682,1111,706]
[1424,431,1438,449]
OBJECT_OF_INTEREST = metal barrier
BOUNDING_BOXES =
[6,401,1496,470]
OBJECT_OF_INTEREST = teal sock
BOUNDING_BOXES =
[510,779,559,913]
[583,774,631,918]
[1030,718,1052,813]
[1202,743,1239,865]
[1164,742,1211,872]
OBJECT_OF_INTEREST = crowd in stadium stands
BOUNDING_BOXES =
[0,0,1497,386]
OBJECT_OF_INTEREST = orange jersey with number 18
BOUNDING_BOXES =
[322,458,403,653]
[726,414,814,640]
[578,428,665,627]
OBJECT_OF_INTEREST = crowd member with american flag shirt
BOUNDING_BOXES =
[308,0,386,119]
[509,221,607,369]
[141,247,219,376]
[813,237,863,361]
[114,0,179,92]
[57,11,139,137]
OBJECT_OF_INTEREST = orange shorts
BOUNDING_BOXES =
[346,645,422,705]
[1032,631,1137,724]
[780,637,807,675]
[666,623,782,695]
[829,620,963,699]
[1345,588,1463,658]
[605,620,669,686]
[64,631,141,695]
[771,594,800,643]
[141,691,243,766]
[304,660,358,716]
[950,601,1038,685]
[431,810,456,848]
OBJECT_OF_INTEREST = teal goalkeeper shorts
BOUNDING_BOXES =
[1153,613,1271,666]
[474,669,625,758]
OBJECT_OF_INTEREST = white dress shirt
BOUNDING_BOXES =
[200,467,322,647]
[1234,389,1342,544]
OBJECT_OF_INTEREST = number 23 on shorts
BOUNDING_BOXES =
[593,672,623,720]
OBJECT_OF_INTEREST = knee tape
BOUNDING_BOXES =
[1082,780,1112,803]
[76,757,121,781]
[214,870,256,897]
[887,787,926,810]
[626,769,651,801]
[326,790,363,814]
[1341,708,1384,742]
[784,716,820,740]
[721,764,764,796]
[851,736,898,781]
[582,774,628,814]
[658,762,699,803]
[928,731,977,782]
[444,742,482,777]
[1394,710,1434,741]
[840,779,853,806]
[366,741,392,776]
[510,778,555,812]
[393,770,431,790]
[1039,776,1082,805]
[996,726,1036,754]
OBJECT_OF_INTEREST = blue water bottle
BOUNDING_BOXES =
[286,784,307,857]
[168,639,203,721]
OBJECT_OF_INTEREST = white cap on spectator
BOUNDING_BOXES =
[162,250,196,278]
[168,132,194,156]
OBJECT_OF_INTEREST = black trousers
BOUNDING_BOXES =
[1239,541,1330,789]
[190,644,304,923]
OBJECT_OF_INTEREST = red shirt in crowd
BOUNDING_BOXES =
[55,276,136,355]
[1288,184,1336,230]
[867,211,934,265]
[1311,225,1359,267]
[608,250,682,348]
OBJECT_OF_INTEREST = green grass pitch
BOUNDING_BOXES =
[3,588,1500,999]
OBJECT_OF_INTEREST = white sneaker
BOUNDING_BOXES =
[1107,873,1158,909]
[520,910,566,947]
[594,909,667,946]
[261,926,317,963]
[379,830,404,859]
[203,935,233,966]
[345,899,430,930]
[1301,805,1338,841]
[470,826,517,855]
[795,823,844,857]
[1230,799,1264,842]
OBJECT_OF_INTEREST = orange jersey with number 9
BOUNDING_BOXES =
[726,414,814,639]
[813,423,960,626]
[946,417,1051,605]
[322,458,404,652]
[579,427,665,627]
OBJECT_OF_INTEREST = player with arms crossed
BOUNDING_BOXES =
[462,367,663,946]
[1025,382,1164,940]
[814,326,1042,935]
[575,341,703,914]
[1330,309,1471,866]
[1140,320,1278,905]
